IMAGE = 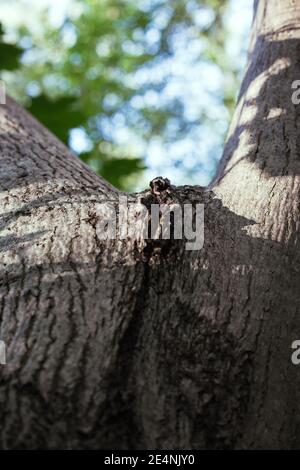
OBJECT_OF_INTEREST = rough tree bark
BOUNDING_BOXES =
[0,0,300,450]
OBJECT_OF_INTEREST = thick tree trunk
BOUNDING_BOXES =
[1,0,300,450]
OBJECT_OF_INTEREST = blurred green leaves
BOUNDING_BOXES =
[81,151,146,189]
[0,24,23,71]
[0,0,245,191]
[27,95,85,144]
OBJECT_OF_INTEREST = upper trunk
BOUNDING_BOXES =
[1,0,300,450]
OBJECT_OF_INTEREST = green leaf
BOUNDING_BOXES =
[100,157,146,188]
[0,22,23,71]
[27,94,85,144]
[81,151,146,190]
[0,43,23,71]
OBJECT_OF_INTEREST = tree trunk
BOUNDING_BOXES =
[1,0,300,450]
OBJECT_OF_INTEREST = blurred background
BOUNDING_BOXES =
[0,0,252,191]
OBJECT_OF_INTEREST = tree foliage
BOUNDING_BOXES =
[0,0,244,190]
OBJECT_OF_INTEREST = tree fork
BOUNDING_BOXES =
[1,0,300,449]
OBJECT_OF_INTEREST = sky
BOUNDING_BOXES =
[1,0,253,189]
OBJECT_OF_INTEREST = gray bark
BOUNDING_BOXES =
[0,0,300,449]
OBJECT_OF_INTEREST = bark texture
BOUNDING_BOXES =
[1,0,300,450]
